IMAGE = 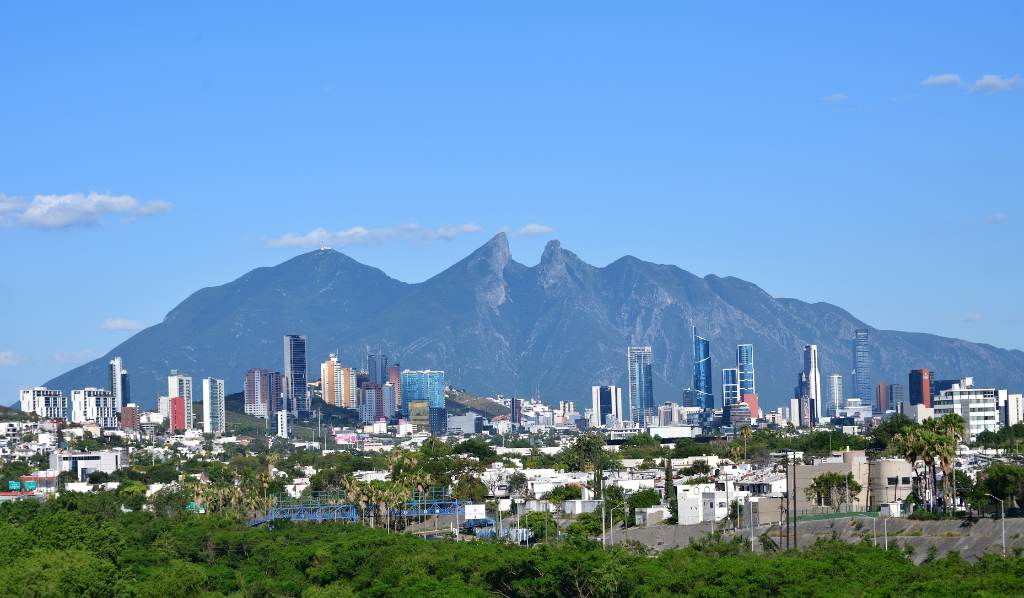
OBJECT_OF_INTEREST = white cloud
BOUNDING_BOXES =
[101,318,146,332]
[961,311,983,323]
[922,73,961,87]
[0,192,172,229]
[511,223,555,237]
[0,351,22,366]
[971,74,1021,94]
[823,93,848,103]
[52,350,102,365]
[986,212,1009,224]
[267,223,482,248]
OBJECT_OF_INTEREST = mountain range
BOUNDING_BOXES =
[45,233,1024,412]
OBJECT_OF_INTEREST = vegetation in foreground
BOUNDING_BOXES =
[1,494,1023,597]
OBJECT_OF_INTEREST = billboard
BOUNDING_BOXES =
[463,504,486,520]
[6,481,19,491]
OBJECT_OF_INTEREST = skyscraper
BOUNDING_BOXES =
[401,370,446,434]
[168,370,193,430]
[736,344,755,397]
[388,364,402,411]
[109,356,129,414]
[283,335,308,416]
[245,368,282,419]
[828,374,843,418]
[367,353,388,386]
[909,369,932,407]
[722,368,740,406]
[692,327,713,410]
[320,354,342,406]
[852,329,871,401]
[627,346,655,425]
[591,385,623,427]
[202,377,225,435]
[802,345,822,424]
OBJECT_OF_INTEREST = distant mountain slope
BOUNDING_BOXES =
[45,234,1024,411]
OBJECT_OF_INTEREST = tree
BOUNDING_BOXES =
[664,458,677,522]
[740,425,752,460]
[452,476,487,503]
[804,472,862,512]
[523,511,557,542]
[542,484,583,503]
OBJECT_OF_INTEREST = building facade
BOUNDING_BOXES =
[20,387,66,420]
[628,346,655,424]
[283,335,309,416]
[909,369,932,407]
[722,368,740,406]
[167,370,194,429]
[933,377,1003,442]
[737,344,755,398]
[244,368,282,418]
[691,328,713,411]
[852,329,871,402]
[109,356,129,413]
[802,345,822,424]
[71,388,118,429]
[590,385,623,428]
[827,373,843,418]
[320,354,342,406]
[202,377,226,435]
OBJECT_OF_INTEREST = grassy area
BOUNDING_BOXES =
[446,387,509,418]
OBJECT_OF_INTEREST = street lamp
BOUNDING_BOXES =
[986,494,1006,557]
[883,515,892,551]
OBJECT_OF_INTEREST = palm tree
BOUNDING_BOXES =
[740,425,752,461]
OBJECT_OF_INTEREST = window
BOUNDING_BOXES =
[901,477,911,485]
[887,477,898,486]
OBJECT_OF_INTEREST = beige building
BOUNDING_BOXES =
[790,450,915,514]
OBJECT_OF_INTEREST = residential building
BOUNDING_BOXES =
[852,329,871,404]
[407,400,430,431]
[736,344,755,398]
[19,387,66,420]
[120,403,140,432]
[244,368,282,418]
[168,370,194,429]
[827,374,843,418]
[590,385,623,427]
[283,335,309,415]
[320,354,343,406]
[387,364,402,411]
[275,410,290,439]
[71,388,118,429]
[202,377,226,435]
[428,406,448,435]
[628,346,655,424]
[722,368,740,406]
[49,449,128,482]
[341,367,357,408]
[691,328,713,410]
[909,369,932,407]
[400,369,445,414]
[169,396,187,433]
[740,393,759,420]
[932,377,1003,442]
[448,412,483,435]
[109,356,129,413]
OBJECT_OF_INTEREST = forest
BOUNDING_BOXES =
[1,492,1022,597]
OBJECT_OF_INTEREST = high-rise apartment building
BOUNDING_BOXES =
[169,396,187,433]
[722,368,740,406]
[591,385,623,428]
[852,329,871,401]
[109,356,129,413]
[387,364,402,411]
[120,403,140,432]
[320,354,343,406]
[828,374,843,418]
[71,388,118,429]
[691,328,713,410]
[202,377,226,435]
[909,369,932,407]
[341,367,357,408]
[401,370,446,434]
[933,377,1004,442]
[283,335,308,415]
[20,387,67,420]
[244,368,282,418]
[359,383,383,423]
[628,346,655,425]
[802,345,822,424]
[168,370,194,429]
[736,344,755,398]
[875,383,889,413]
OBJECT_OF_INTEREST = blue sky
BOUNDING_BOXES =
[1,2,1021,402]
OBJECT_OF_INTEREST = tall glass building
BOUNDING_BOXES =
[722,368,740,405]
[283,335,308,416]
[736,344,755,397]
[852,329,871,401]
[692,327,713,410]
[627,347,654,425]
[401,370,446,434]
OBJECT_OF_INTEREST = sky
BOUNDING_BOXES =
[1,2,1021,402]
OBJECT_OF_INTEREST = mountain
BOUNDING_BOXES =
[45,234,1024,411]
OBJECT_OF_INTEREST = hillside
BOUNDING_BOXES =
[45,234,1024,411]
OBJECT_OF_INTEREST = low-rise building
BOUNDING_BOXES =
[49,449,128,481]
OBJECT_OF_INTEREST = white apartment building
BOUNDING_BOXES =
[20,387,67,419]
[932,377,1003,442]
[71,388,118,429]
[168,370,194,429]
[202,377,226,435]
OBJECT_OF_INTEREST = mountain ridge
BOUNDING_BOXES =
[45,234,1024,411]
